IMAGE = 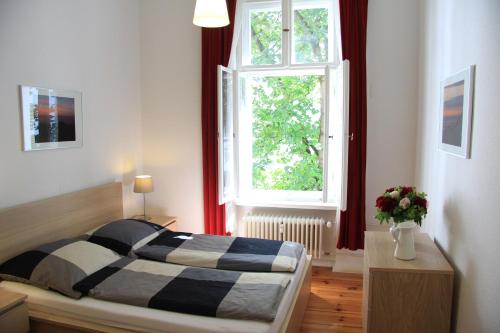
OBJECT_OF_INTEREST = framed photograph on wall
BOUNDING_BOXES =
[438,65,475,158]
[20,85,82,151]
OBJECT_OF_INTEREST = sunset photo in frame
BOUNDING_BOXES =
[20,85,82,151]
[438,65,475,159]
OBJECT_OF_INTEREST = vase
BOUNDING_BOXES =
[390,221,417,260]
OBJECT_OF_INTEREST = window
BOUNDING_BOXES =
[241,0,337,67]
[218,66,235,204]
[238,71,326,202]
[242,1,282,65]
[292,0,335,64]
[219,0,348,207]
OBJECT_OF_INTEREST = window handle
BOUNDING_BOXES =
[329,134,353,141]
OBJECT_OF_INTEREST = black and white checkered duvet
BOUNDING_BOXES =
[74,257,291,321]
[134,230,304,272]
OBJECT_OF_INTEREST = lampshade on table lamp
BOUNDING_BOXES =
[134,175,153,220]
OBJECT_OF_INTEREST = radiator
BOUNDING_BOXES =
[243,214,326,259]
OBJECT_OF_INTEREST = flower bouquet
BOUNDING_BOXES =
[375,186,428,226]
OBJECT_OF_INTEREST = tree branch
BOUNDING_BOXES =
[251,25,267,57]
[302,136,319,156]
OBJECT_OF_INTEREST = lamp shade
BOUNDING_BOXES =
[193,0,230,28]
[134,175,154,193]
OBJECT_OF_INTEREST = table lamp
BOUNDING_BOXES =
[134,175,153,220]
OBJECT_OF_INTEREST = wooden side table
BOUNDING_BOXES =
[362,231,454,333]
[0,289,29,333]
[147,216,177,231]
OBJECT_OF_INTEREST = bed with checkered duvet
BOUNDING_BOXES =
[73,256,291,321]
[134,230,304,272]
[0,219,303,322]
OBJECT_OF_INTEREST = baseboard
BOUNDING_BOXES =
[312,258,334,267]
[332,251,364,274]
[335,248,364,256]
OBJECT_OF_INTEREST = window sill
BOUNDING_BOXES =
[234,200,337,210]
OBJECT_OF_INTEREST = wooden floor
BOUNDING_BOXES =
[299,267,363,333]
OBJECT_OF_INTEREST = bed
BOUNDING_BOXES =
[0,182,312,333]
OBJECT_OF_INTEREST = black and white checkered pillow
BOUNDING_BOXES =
[82,219,166,256]
[0,239,122,298]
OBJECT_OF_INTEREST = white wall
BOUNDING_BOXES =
[416,0,500,331]
[140,0,204,233]
[0,0,143,217]
[365,0,419,227]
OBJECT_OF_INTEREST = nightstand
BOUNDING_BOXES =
[0,289,29,333]
[148,215,177,231]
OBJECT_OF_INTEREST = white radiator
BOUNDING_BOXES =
[243,214,326,259]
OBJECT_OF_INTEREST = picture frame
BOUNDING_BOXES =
[438,65,475,159]
[20,85,82,151]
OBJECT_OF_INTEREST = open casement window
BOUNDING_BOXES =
[219,0,348,208]
[217,65,237,204]
[324,60,349,209]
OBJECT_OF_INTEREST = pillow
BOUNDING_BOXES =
[0,239,122,298]
[83,219,165,256]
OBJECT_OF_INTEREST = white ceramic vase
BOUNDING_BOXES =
[390,221,417,260]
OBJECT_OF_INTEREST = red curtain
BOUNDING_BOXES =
[336,0,368,250]
[201,0,236,235]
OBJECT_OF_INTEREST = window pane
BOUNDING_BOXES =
[250,75,324,191]
[249,7,282,65]
[221,70,234,201]
[217,66,235,204]
[292,1,331,64]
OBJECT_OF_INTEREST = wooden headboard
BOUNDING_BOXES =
[0,182,123,263]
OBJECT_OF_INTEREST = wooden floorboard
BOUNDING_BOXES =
[300,267,363,333]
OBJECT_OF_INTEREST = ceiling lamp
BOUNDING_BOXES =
[193,0,230,28]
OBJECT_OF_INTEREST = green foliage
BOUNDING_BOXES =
[293,8,329,63]
[249,6,330,191]
[250,10,282,65]
[252,76,323,191]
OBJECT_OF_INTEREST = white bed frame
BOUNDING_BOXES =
[0,182,312,333]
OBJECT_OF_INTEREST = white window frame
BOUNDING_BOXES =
[241,0,283,67]
[324,61,349,209]
[238,0,340,70]
[218,65,236,204]
[219,0,348,208]
[291,0,335,65]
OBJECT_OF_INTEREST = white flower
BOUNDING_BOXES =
[390,190,400,199]
[399,197,411,209]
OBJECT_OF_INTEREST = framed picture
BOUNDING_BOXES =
[20,85,82,151]
[438,65,475,158]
